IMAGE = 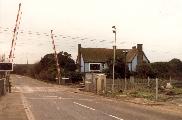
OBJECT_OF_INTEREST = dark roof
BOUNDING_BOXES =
[80,47,149,63]
[126,48,138,63]
[126,48,150,63]
[81,48,130,63]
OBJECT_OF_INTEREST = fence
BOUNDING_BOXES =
[106,78,170,92]
[171,80,182,88]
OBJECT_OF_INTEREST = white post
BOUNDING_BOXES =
[112,26,116,92]
[3,78,6,95]
[124,77,127,90]
[156,78,158,101]
[112,45,116,92]
[147,76,150,87]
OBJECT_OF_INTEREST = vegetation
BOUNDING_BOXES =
[11,64,34,76]
[12,51,82,83]
[12,51,182,84]
[104,55,130,78]
[136,58,182,80]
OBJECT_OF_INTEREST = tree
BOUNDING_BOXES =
[105,56,129,78]
[168,58,182,79]
[136,63,155,78]
[169,58,182,72]
[150,62,170,79]
[33,51,77,81]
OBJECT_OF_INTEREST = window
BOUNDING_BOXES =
[89,63,101,71]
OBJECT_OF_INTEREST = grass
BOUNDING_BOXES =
[128,90,155,100]
[172,87,182,95]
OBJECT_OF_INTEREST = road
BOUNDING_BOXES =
[12,75,182,120]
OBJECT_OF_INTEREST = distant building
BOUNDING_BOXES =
[77,44,149,73]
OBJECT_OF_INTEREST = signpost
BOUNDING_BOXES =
[0,62,13,71]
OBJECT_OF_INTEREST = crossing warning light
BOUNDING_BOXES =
[0,62,13,71]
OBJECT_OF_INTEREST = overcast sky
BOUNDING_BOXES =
[0,0,182,64]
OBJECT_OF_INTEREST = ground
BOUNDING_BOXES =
[0,74,182,120]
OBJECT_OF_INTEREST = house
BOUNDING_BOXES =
[77,44,149,73]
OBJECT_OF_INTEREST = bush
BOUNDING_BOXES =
[66,72,83,83]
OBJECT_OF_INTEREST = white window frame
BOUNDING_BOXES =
[89,63,101,72]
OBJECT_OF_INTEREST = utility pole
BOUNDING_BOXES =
[50,30,61,84]
[124,50,127,90]
[112,26,116,92]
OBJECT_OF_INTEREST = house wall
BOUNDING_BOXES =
[81,55,85,72]
[103,63,108,70]
[129,53,149,72]
[131,55,138,71]
[128,63,132,71]
[84,63,90,72]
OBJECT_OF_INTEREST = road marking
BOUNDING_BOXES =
[77,98,93,102]
[73,102,124,120]
[73,102,96,111]
[21,94,35,120]
[59,97,74,100]
[179,104,182,107]
[44,96,58,98]
[27,97,57,100]
[104,113,124,120]
[26,96,75,100]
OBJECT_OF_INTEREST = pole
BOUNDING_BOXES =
[124,51,127,90]
[156,78,158,101]
[147,76,150,87]
[9,3,22,62]
[51,30,61,84]
[112,26,116,92]
[7,3,22,93]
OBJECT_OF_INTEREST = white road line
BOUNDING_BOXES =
[108,114,124,120]
[44,96,58,98]
[73,102,96,111]
[27,97,57,100]
[73,102,124,120]
[59,97,74,100]
[21,94,35,120]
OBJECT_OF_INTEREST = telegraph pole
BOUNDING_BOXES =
[112,26,116,92]
[50,30,61,84]
[124,50,127,90]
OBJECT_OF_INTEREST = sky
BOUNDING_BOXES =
[0,0,182,64]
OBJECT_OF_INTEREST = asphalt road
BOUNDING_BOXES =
[12,75,182,120]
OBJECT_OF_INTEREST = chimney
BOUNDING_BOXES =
[137,44,143,65]
[132,46,136,49]
[137,44,143,52]
[78,44,81,72]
